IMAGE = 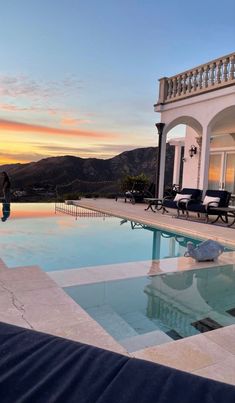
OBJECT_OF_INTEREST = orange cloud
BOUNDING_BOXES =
[0,119,115,139]
[61,117,90,126]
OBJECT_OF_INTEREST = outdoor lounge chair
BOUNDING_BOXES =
[185,189,231,222]
[162,188,202,216]
[124,182,155,204]
[1,322,235,403]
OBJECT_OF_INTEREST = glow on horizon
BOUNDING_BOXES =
[0,118,143,164]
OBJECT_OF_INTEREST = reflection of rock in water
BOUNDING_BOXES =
[2,202,11,222]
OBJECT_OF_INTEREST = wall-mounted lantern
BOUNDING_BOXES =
[189,145,197,158]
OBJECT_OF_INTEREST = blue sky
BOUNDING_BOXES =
[0,0,234,163]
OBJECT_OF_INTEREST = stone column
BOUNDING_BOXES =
[155,123,166,198]
[172,144,182,186]
[199,127,211,195]
[158,128,167,198]
[196,136,202,188]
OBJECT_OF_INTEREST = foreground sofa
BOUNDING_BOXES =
[0,322,234,403]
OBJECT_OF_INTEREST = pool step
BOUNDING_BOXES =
[122,311,169,334]
[120,330,173,353]
[87,305,138,340]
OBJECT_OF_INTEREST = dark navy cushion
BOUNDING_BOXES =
[163,199,178,209]
[181,188,202,200]
[0,322,234,403]
[187,202,206,213]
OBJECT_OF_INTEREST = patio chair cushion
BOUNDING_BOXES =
[205,190,231,207]
[0,322,235,403]
[203,196,220,207]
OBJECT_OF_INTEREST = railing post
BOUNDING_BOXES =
[158,77,168,104]
[230,54,235,80]
[210,63,215,85]
[216,60,222,84]
[223,57,229,81]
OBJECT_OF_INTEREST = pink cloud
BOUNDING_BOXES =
[0,118,116,139]
[0,102,63,115]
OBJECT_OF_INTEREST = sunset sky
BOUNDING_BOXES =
[0,0,234,165]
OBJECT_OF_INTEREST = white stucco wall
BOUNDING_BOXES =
[211,134,235,149]
[182,127,200,188]
[156,84,235,194]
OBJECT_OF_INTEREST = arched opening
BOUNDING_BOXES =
[164,116,203,191]
[207,106,235,196]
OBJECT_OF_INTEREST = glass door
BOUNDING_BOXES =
[209,152,235,205]
[208,153,223,190]
[224,152,235,194]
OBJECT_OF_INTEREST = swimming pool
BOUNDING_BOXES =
[64,264,235,352]
[0,203,203,271]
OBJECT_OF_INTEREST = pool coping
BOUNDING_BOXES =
[48,252,235,287]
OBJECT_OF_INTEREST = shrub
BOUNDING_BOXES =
[120,174,149,191]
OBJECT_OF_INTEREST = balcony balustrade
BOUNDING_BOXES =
[156,52,235,105]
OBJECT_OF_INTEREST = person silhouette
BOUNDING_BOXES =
[1,171,11,202]
[1,172,11,222]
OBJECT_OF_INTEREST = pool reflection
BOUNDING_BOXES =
[65,265,235,345]
[1,202,11,222]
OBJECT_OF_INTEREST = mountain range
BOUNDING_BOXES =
[0,145,175,197]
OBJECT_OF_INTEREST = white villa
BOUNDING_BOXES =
[155,52,235,199]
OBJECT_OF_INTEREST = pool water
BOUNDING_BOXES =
[64,264,235,352]
[0,203,203,271]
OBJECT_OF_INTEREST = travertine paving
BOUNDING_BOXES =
[132,330,235,385]
[0,259,127,355]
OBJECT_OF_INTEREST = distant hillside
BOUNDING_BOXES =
[0,145,175,197]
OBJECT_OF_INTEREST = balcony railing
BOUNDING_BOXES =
[156,52,235,105]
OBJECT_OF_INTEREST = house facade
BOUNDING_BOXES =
[155,52,235,200]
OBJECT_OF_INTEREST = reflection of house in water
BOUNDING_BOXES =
[128,220,200,260]
[144,265,235,338]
